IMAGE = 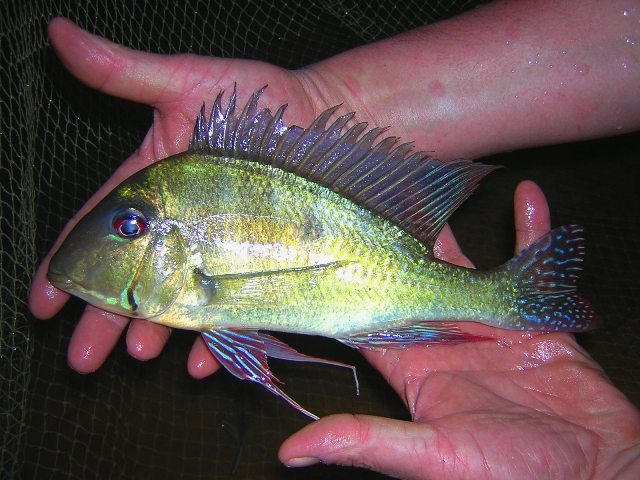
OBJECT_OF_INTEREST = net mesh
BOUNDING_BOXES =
[1,1,638,479]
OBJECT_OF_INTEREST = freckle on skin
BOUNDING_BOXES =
[427,79,446,97]
[342,74,363,99]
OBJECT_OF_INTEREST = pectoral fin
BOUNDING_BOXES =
[202,328,356,420]
[195,261,350,307]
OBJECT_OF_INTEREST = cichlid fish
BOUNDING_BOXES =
[48,86,598,419]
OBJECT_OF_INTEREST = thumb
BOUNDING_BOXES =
[279,414,437,479]
[47,17,223,106]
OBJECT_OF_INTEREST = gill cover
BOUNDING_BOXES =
[125,226,187,317]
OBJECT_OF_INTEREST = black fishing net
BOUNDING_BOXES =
[1,1,638,479]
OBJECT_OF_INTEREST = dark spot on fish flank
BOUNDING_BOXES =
[127,287,138,312]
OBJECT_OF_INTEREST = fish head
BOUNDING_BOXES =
[48,171,188,319]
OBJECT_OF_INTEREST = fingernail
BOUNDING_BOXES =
[285,456,319,467]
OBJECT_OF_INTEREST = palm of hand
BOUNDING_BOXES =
[388,339,618,476]
[280,328,640,479]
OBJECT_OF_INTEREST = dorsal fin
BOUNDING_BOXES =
[189,85,498,247]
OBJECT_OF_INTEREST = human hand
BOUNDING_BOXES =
[280,181,640,479]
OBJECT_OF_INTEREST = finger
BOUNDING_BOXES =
[29,259,70,319]
[126,319,172,361]
[46,18,309,142]
[513,180,550,253]
[67,305,129,373]
[187,336,221,378]
[280,414,436,479]
[434,224,475,268]
[48,17,214,106]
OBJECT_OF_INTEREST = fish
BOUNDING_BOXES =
[47,86,598,419]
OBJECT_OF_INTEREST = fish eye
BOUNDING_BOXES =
[113,208,147,238]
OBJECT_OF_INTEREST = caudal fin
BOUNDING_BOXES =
[506,225,599,332]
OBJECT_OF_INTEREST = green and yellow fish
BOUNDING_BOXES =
[48,87,598,419]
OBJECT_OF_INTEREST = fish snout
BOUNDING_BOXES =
[47,262,74,290]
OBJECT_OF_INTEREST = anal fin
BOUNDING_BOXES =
[340,322,485,349]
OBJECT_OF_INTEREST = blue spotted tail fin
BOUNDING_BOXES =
[506,225,599,332]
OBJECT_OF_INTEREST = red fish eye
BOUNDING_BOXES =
[113,209,147,238]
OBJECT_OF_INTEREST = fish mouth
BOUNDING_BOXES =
[47,265,126,315]
[47,263,147,318]
[47,265,86,295]
[47,267,74,290]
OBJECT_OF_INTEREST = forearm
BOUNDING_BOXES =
[298,0,640,160]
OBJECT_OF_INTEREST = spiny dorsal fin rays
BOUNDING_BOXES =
[221,86,237,150]
[190,105,205,151]
[316,122,374,183]
[258,104,287,164]
[297,111,356,178]
[309,122,381,180]
[209,89,227,148]
[282,104,342,172]
[189,85,498,247]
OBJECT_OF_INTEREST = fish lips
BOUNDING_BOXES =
[47,263,74,290]
[47,255,91,297]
